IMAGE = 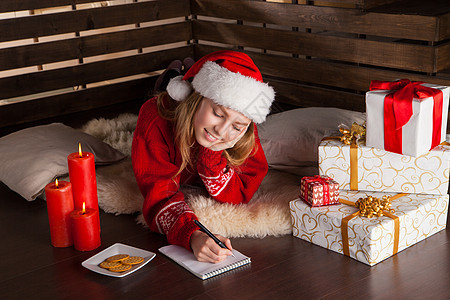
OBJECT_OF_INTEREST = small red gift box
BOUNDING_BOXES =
[300,175,339,207]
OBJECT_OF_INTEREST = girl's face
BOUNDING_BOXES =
[193,97,251,150]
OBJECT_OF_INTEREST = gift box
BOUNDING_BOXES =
[300,175,339,206]
[290,190,449,266]
[319,138,450,195]
[366,80,449,157]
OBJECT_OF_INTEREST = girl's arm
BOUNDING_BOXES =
[132,133,199,250]
[131,99,198,250]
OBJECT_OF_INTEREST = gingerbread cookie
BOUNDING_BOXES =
[99,261,123,269]
[106,254,129,262]
[108,264,132,273]
[121,256,144,265]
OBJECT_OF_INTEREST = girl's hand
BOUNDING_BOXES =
[208,127,247,152]
[190,230,233,263]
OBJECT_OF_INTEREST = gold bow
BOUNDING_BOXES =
[354,195,395,218]
[340,193,407,258]
[339,122,366,145]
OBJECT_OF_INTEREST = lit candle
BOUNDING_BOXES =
[44,179,74,247]
[70,202,101,251]
[67,143,100,227]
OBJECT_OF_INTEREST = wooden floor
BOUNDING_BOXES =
[1,103,449,299]
[0,180,449,299]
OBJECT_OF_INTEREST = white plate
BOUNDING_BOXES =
[81,243,156,277]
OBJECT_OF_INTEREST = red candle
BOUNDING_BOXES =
[44,179,74,247]
[67,143,100,226]
[70,203,101,251]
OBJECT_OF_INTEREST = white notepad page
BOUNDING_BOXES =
[159,245,251,280]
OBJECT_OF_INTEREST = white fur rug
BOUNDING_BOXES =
[79,114,300,238]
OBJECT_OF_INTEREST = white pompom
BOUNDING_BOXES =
[166,75,193,101]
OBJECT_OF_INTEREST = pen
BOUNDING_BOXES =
[194,220,236,258]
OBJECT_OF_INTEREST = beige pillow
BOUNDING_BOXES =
[258,107,366,176]
[0,123,127,201]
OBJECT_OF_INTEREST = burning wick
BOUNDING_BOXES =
[78,143,83,158]
[82,202,86,215]
[55,178,59,189]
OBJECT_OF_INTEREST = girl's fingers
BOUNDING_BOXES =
[200,238,232,263]
[191,231,233,263]
[197,246,228,263]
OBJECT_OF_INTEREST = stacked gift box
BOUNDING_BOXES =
[290,80,450,266]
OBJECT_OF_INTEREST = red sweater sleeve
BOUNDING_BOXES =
[196,125,268,204]
[131,99,198,250]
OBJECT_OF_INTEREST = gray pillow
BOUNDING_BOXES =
[0,123,127,201]
[258,107,366,176]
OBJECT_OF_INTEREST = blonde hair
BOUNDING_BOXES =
[157,92,256,178]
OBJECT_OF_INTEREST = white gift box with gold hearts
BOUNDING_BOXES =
[319,138,450,195]
[290,190,449,266]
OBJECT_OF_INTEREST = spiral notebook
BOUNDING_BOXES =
[159,245,251,280]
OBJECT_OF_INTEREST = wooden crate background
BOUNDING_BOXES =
[0,0,449,128]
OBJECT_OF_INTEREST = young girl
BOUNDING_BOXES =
[132,50,275,263]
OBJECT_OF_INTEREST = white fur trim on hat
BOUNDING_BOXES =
[167,75,192,101]
[192,61,275,123]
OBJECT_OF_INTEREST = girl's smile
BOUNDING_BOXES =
[204,128,219,142]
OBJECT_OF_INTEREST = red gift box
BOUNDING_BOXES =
[300,175,339,207]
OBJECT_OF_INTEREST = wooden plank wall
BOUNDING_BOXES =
[191,0,450,112]
[0,0,449,128]
[0,0,192,127]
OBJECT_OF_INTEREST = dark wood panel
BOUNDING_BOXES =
[0,46,192,100]
[0,77,152,128]
[196,44,450,93]
[194,20,436,73]
[257,55,450,91]
[441,13,450,40]
[0,0,190,43]
[321,0,360,4]
[270,80,366,111]
[368,0,450,16]
[0,0,99,13]
[0,100,142,138]
[369,0,450,40]
[437,43,450,73]
[191,0,439,41]
[0,22,192,71]
[358,0,400,10]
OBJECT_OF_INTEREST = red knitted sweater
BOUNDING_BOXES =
[131,97,268,250]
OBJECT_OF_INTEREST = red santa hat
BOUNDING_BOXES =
[166,50,275,124]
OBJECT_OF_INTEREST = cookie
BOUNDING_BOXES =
[99,261,123,269]
[121,256,144,265]
[106,254,129,262]
[108,264,132,273]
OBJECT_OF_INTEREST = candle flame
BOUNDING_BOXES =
[55,178,59,188]
[78,143,83,158]
[82,202,86,214]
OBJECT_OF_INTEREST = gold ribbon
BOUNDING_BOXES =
[321,137,359,190]
[349,140,358,191]
[322,123,365,190]
[339,193,407,257]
